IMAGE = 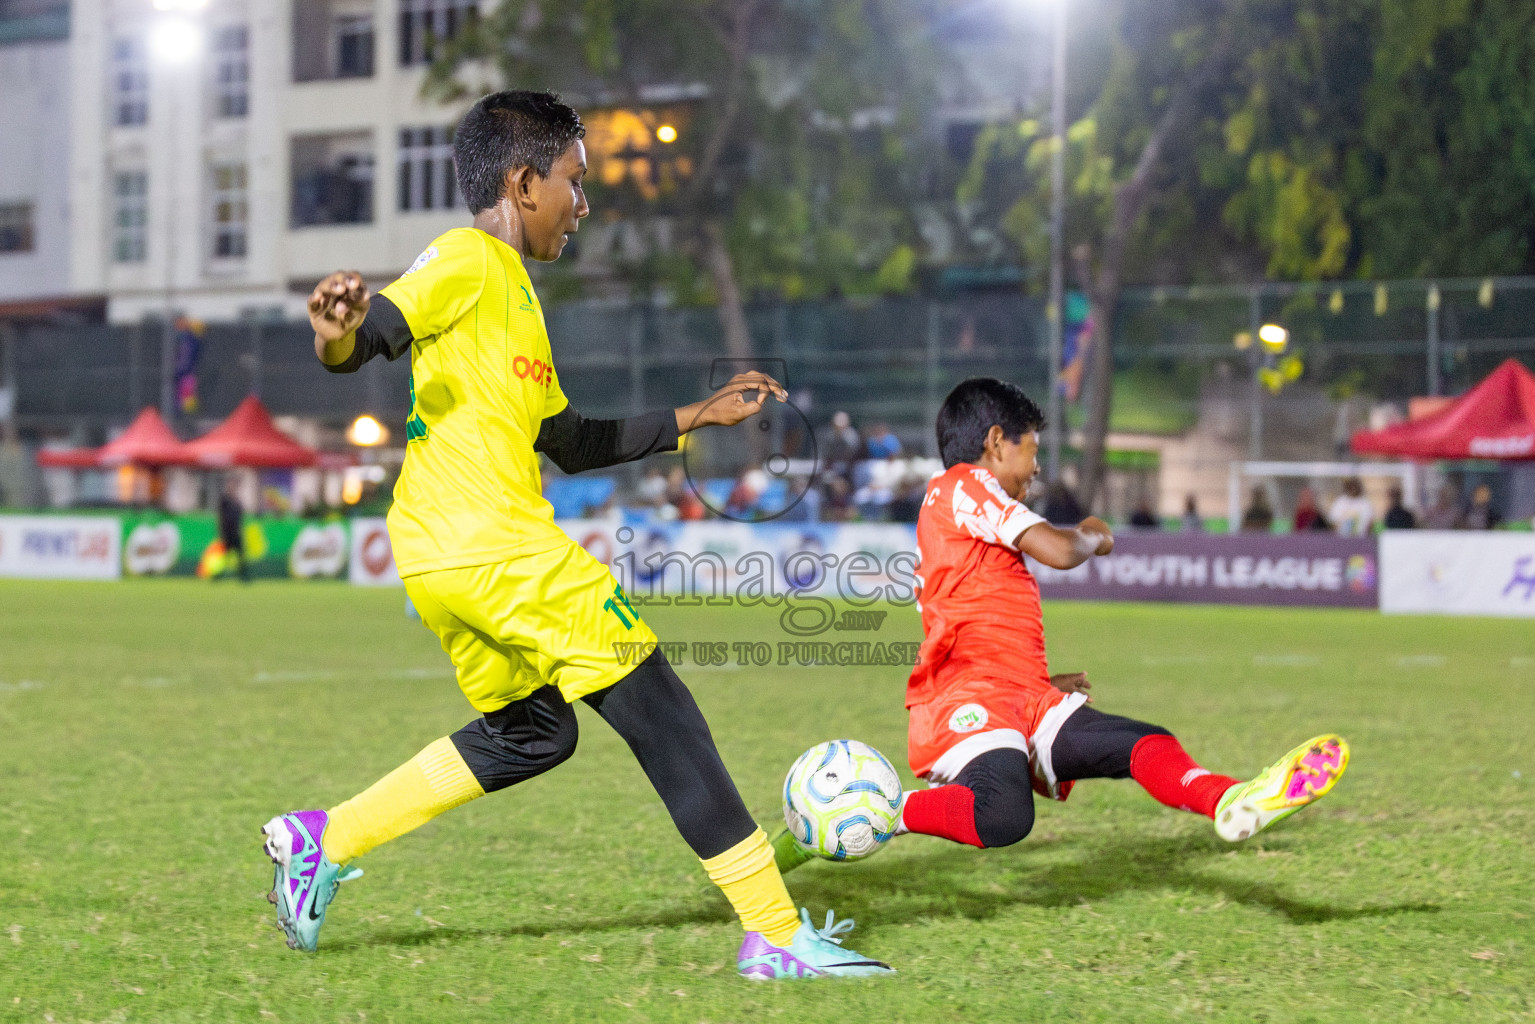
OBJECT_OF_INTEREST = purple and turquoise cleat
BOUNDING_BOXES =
[737,908,894,980]
[261,810,361,951]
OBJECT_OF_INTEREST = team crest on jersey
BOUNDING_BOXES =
[948,704,989,734]
[402,246,439,277]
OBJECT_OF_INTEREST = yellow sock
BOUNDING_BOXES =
[700,829,801,946]
[322,737,485,864]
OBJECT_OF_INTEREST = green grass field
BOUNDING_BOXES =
[1,580,1532,1023]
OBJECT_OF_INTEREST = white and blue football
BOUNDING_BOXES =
[783,739,903,861]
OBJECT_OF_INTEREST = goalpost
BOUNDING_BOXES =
[1226,461,1419,534]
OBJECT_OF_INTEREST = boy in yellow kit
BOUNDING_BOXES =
[260,90,890,980]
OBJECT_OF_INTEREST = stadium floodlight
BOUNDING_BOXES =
[150,17,201,62]
[347,415,389,447]
[1258,323,1289,352]
[655,124,678,144]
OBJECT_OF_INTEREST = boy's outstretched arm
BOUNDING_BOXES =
[536,372,786,475]
[1016,517,1114,571]
[308,271,414,374]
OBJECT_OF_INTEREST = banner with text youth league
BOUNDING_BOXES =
[0,515,122,580]
[1379,531,1535,617]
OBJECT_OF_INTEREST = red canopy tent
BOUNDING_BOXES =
[36,406,191,468]
[1351,358,1535,461]
[181,395,318,468]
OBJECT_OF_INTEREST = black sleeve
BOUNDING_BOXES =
[321,294,414,374]
[534,404,680,475]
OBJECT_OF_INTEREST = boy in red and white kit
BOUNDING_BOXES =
[777,378,1348,870]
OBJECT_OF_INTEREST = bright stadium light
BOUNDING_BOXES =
[347,414,389,447]
[1258,323,1289,352]
[152,0,208,10]
[150,17,201,62]
[656,124,678,144]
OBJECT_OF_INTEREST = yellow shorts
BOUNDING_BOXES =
[403,542,657,712]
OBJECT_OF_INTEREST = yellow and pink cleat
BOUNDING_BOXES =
[1215,734,1350,842]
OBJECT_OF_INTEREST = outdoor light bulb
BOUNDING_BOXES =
[347,415,387,447]
[1258,323,1288,352]
[656,125,678,144]
[150,18,201,62]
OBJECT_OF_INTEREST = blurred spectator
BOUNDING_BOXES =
[1180,494,1203,533]
[1241,486,1274,533]
[725,465,769,520]
[1292,487,1331,533]
[217,482,250,583]
[1042,482,1084,525]
[887,479,925,523]
[864,422,903,460]
[825,411,862,480]
[777,476,822,522]
[636,467,669,509]
[1459,484,1502,530]
[1328,478,1374,537]
[1382,486,1417,530]
[1422,484,1459,529]
[665,466,705,521]
[1128,499,1159,530]
[821,475,854,522]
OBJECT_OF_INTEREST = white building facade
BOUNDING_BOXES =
[69,0,478,324]
[0,1,73,305]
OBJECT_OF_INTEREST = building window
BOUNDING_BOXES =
[112,172,148,263]
[398,126,457,212]
[112,36,149,126]
[212,24,249,118]
[291,132,374,227]
[336,14,374,77]
[294,2,374,82]
[399,0,477,66]
[210,163,248,259]
[0,202,35,254]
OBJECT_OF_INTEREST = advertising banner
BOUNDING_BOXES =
[560,520,1378,609]
[0,515,121,580]
[119,514,349,580]
[349,517,400,586]
[1380,531,1535,617]
[1028,533,1379,608]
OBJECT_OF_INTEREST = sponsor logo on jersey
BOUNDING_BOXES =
[517,284,535,312]
[948,703,989,733]
[402,246,438,277]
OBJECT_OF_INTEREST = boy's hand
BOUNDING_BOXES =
[675,371,788,434]
[308,271,370,343]
[1049,671,1093,701]
[1079,516,1115,556]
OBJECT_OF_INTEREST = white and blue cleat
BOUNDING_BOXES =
[261,810,361,952]
[737,908,894,980]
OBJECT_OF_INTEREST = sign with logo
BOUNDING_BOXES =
[348,518,401,586]
[1380,531,1535,617]
[123,521,182,575]
[290,523,348,579]
[0,515,121,579]
[1027,533,1379,608]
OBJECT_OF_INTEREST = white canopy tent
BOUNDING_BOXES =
[1227,461,1418,534]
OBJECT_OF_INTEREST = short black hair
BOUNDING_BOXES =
[454,90,586,215]
[935,377,1045,468]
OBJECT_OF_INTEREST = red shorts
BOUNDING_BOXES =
[907,679,1089,800]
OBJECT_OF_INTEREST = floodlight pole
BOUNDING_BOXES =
[1045,0,1067,482]
[1426,282,1442,396]
[1248,287,1263,460]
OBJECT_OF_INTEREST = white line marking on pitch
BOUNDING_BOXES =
[1252,654,1321,667]
[1393,655,1447,668]
[1513,656,1534,668]
[251,670,338,683]
[0,681,45,692]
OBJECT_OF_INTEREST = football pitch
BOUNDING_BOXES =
[2,580,1531,1023]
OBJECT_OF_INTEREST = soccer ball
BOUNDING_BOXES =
[782,739,903,861]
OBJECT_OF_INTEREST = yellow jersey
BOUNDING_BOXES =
[381,227,571,576]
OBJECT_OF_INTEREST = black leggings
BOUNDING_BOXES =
[447,648,756,860]
[958,707,1170,848]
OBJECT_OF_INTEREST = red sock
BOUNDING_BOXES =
[900,786,983,847]
[1129,734,1239,818]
